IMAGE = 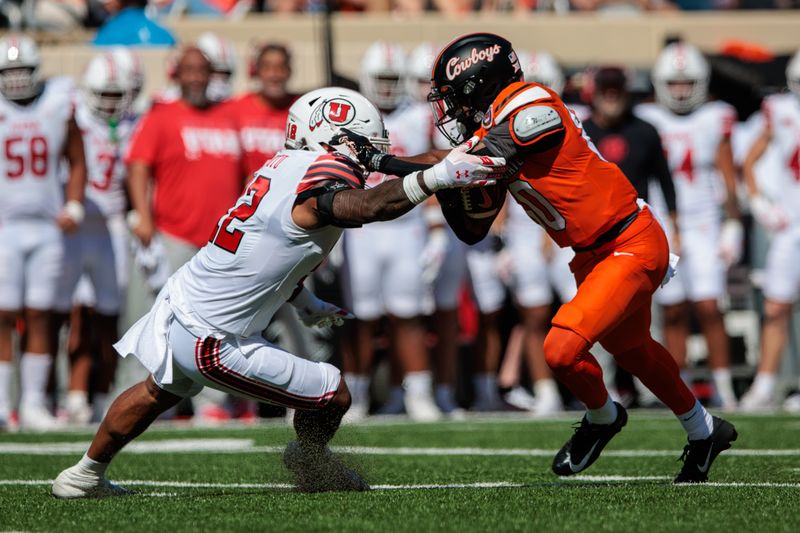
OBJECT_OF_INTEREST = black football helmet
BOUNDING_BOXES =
[428,33,522,145]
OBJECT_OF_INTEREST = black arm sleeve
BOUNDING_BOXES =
[648,126,677,213]
[313,182,363,228]
[378,155,433,176]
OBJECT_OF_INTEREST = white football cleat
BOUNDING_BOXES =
[739,388,776,412]
[341,401,368,424]
[404,392,442,422]
[502,386,537,412]
[533,391,564,417]
[783,393,800,413]
[52,465,131,499]
[19,404,63,432]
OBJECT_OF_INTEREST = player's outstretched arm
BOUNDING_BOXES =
[292,143,505,230]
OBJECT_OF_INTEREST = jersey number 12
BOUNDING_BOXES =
[210,176,272,254]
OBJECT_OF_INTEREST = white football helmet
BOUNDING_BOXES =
[786,49,800,98]
[360,41,406,111]
[196,32,237,101]
[405,42,438,103]
[285,87,390,164]
[0,34,42,101]
[83,48,144,120]
[517,50,565,96]
[652,42,710,114]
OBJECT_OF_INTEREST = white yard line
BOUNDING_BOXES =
[2,440,800,458]
[2,478,799,490]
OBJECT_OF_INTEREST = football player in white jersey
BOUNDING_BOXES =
[739,50,800,410]
[50,48,143,424]
[51,87,504,497]
[0,34,87,431]
[636,42,742,409]
[343,42,442,421]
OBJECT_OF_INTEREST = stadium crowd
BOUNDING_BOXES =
[0,28,798,432]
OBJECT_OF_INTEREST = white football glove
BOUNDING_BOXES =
[290,287,354,329]
[750,195,789,232]
[420,227,449,285]
[422,136,506,190]
[718,218,744,267]
[661,253,680,288]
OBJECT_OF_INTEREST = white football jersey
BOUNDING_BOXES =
[168,150,353,338]
[75,99,138,219]
[636,101,736,221]
[0,77,75,220]
[761,93,800,221]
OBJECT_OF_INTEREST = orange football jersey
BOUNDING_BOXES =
[476,82,639,248]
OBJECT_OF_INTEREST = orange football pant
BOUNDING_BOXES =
[544,207,696,415]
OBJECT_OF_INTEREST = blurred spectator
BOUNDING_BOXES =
[233,42,297,176]
[125,46,243,272]
[92,0,176,47]
[33,0,88,30]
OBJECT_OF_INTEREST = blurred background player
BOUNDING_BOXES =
[739,50,800,411]
[582,65,676,405]
[234,43,297,177]
[196,32,237,102]
[405,41,466,416]
[343,41,441,421]
[50,48,144,424]
[157,32,236,104]
[125,46,244,421]
[637,42,742,410]
[0,34,87,430]
[489,50,574,414]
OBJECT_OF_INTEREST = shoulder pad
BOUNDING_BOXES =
[491,84,553,126]
[510,105,563,145]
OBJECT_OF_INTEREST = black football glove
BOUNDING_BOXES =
[332,128,389,172]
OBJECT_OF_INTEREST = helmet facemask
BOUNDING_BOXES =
[88,89,131,121]
[0,66,39,101]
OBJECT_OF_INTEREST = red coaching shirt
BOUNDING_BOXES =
[126,99,244,248]
[232,92,297,176]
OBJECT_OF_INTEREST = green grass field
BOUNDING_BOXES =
[1,412,799,532]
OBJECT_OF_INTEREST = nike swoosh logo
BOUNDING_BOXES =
[613,252,634,257]
[565,440,601,473]
[477,188,494,209]
[698,443,714,473]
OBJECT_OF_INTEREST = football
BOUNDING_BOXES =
[457,182,507,219]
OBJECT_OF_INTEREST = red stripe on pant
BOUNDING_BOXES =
[193,337,335,409]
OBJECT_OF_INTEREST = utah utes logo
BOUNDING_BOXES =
[326,100,354,124]
[309,98,356,131]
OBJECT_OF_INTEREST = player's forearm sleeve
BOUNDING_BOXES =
[379,155,433,176]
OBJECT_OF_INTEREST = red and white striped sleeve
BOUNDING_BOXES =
[296,154,365,196]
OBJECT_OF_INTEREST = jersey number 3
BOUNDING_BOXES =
[210,176,271,254]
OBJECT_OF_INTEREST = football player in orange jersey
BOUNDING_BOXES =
[341,33,736,483]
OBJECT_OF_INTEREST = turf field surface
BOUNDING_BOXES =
[1,412,799,532]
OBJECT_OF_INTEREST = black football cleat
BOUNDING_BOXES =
[552,402,628,476]
[674,416,737,484]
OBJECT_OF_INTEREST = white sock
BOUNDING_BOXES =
[751,373,777,398]
[404,371,434,398]
[66,390,89,412]
[472,372,497,404]
[586,397,618,425]
[344,373,369,408]
[93,393,110,420]
[0,361,11,417]
[677,400,714,440]
[20,353,52,408]
[712,368,737,406]
[77,453,108,478]
[533,378,559,400]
